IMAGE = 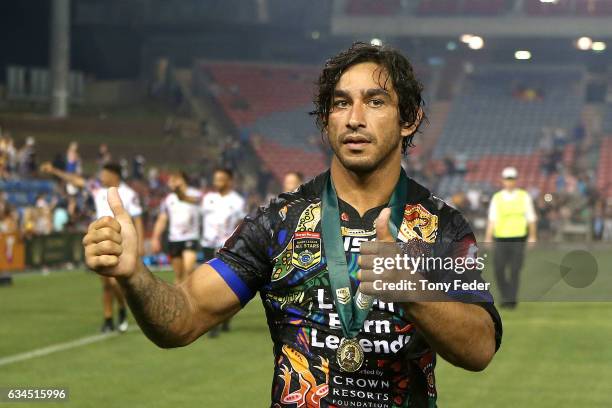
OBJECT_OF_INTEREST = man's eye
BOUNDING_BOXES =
[368,99,384,107]
[333,100,349,108]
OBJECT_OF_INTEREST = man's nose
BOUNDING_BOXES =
[347,103,365,130]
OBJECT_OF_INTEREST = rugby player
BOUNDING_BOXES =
[42,162,144,333]
[82,43,502,406]
[151,170,202,283]
[199,168,245,336]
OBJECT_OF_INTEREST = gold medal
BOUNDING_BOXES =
[337,338,364,373]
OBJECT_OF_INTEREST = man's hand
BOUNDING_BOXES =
[359,209,421,303]
[40,162,54,174]
[151,238,162,254]
[83,187,140,278]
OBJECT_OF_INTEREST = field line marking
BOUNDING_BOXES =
[0,328,137,367]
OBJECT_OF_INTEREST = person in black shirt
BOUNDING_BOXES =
[82,42,501,407]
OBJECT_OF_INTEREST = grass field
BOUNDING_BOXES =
[1,266,612,407]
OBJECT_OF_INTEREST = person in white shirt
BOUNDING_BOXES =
[151,171,202,283]
[201,168,246,253]
[201,168,245,337]
[41,162,144,333]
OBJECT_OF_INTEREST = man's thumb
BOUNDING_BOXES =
[375,208,395,242]
[108,187,129,221]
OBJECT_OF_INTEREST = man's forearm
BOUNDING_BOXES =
[118,264,196,348]
[50,167,86,188]
[403,301,496,371]
[528,222,537,241]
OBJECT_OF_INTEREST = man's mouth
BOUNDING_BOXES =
[342,134,371,149]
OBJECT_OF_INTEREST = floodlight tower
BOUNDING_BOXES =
[50,0,70,118]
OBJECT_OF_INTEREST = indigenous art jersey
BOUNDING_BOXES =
[209,171,503,408]
[160,187,202,242]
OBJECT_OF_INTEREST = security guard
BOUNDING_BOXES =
[485,166,537,308]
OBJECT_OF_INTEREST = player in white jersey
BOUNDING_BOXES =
[201,168,245,337]
[151,170,202,283]
[41,162,144,333]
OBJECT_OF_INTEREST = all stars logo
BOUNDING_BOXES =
[291,231,322,270]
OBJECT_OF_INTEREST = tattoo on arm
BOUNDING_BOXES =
[121,269,193,347]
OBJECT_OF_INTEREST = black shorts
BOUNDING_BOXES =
[167,240,199,258]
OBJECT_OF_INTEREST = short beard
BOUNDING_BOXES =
[331,136,401,175]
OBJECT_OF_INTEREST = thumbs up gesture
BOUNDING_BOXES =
[83,187,139,278]
[358,208,425,303]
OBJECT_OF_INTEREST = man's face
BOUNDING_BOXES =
[213,171,231,192]
[168,174,185,191]
[326,62,412,174]
[100,169,119,187]
[502,178,517,190]
[283,173,302,192]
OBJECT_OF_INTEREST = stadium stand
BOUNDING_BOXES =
[201,62,318,127]
[199,62,327,181]
[0,179,55,207]
[434,65,584,160]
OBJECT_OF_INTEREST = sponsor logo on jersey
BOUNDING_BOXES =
[292,231,322,270]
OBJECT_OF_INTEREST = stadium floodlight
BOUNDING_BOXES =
[539,0,559,3]
[460,34,473,44]
[311,31,320,40]
[515,50,532,60]
[576,36,593,51]
[468,36,484,50]
[592,41,606,52]
[370,38,383,46]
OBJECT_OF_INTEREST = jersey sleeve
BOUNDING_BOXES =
[440,209,503,352]
[208,205,273,306]
[126,191,143,218]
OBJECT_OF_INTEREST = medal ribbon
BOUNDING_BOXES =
[321,169,408,339]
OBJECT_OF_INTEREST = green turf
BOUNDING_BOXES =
[1,268,611,407]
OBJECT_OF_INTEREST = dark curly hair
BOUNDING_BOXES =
[310,42,426,154]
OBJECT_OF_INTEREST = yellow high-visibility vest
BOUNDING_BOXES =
[492,189,529,238]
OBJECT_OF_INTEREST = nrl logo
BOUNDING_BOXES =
[355,291,374,310]
[336,287,351,304]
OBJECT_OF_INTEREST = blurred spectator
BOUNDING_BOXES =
[0,132,17,178]
[97,143,111,168]
[66,142,82,175]
[132,155,146,180]
[283,171,303,193]
[0,202,19,234]
[148,167,161,190]
[18,137,37,177]
[592,200,605,241]
[53,200,70,232]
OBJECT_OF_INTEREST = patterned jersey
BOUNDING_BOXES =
[209,171,503,408]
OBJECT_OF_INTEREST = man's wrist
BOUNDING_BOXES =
[117,262,148,287]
